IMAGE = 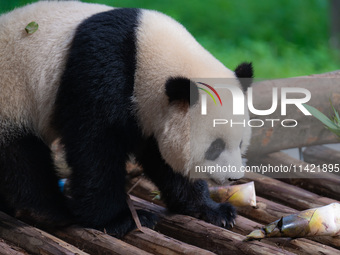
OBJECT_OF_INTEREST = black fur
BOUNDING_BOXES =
[0,133,71,228]
[52,8,234,235]
[53,8,158,237]
[234,62,253,92]
[165,77,199,106]
[136,137,236,228]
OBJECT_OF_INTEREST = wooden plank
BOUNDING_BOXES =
[131,196,297,255]
[247,151,340,200]
[303,145,340,165]
[237,196,296,223]
[128,177,340,252]
[247,71,340,156]
[123,227,216,255]
[0,211,88,255]
[54,224,216,255]
[0,239,29,255]
[53,227,152,255]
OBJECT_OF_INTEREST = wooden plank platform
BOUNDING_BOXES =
[2,163,340,255]
[1,71,339,254]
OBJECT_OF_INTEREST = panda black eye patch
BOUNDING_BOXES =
[205,138,225,161]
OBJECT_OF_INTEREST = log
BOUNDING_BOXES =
[53,227,152,255]
[237,196,340,249]
[247,151,340,200]
[303,145,340,165]
[129,177,336,252]
[131,196,296,255]
[123,227,215,255]
[54,217,215,255]
[127,172,340,251]
[0,211,88,255]
[247,71,340,156]
[0,239,29,255]
[286,238,340,255]
[128,174,340,251]
[237,196,296,223]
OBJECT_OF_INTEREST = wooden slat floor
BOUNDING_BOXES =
[0,145,340,255]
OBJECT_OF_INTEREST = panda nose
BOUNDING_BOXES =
[205,138,225,160]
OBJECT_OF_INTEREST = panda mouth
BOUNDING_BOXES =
[209,177,240,186]
[228,178,240,182]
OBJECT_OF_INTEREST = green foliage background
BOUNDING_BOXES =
[1,0,339,78]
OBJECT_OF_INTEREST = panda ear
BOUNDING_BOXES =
[165,77,199,106]
[235,62,253,92]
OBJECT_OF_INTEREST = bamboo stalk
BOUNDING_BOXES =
[237,196,340,249]
[303,145,340,165]
[234,215,340,255]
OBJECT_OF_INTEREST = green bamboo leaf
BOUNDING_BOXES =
[303,104,338,130]
[329,128,340,137]
[25,21,39,34]
[330,101,340,124]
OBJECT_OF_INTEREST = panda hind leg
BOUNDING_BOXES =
[59,133,158,238]
[0,133,72,228]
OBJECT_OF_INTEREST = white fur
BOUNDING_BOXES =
[134,10,251,184]
[0,2,251,184]
[189,89,250,183]
[0,1,112,145]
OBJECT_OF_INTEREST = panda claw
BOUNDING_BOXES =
[221,219,226,227]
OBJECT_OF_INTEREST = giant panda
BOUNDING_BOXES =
[0,1,253,237]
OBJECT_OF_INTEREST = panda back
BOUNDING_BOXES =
[0,1,112,142]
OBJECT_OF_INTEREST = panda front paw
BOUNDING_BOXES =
[104,209,158,238]
[199,202,237,229]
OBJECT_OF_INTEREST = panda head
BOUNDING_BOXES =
[133,10,253,184]
[163,63,253,185]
